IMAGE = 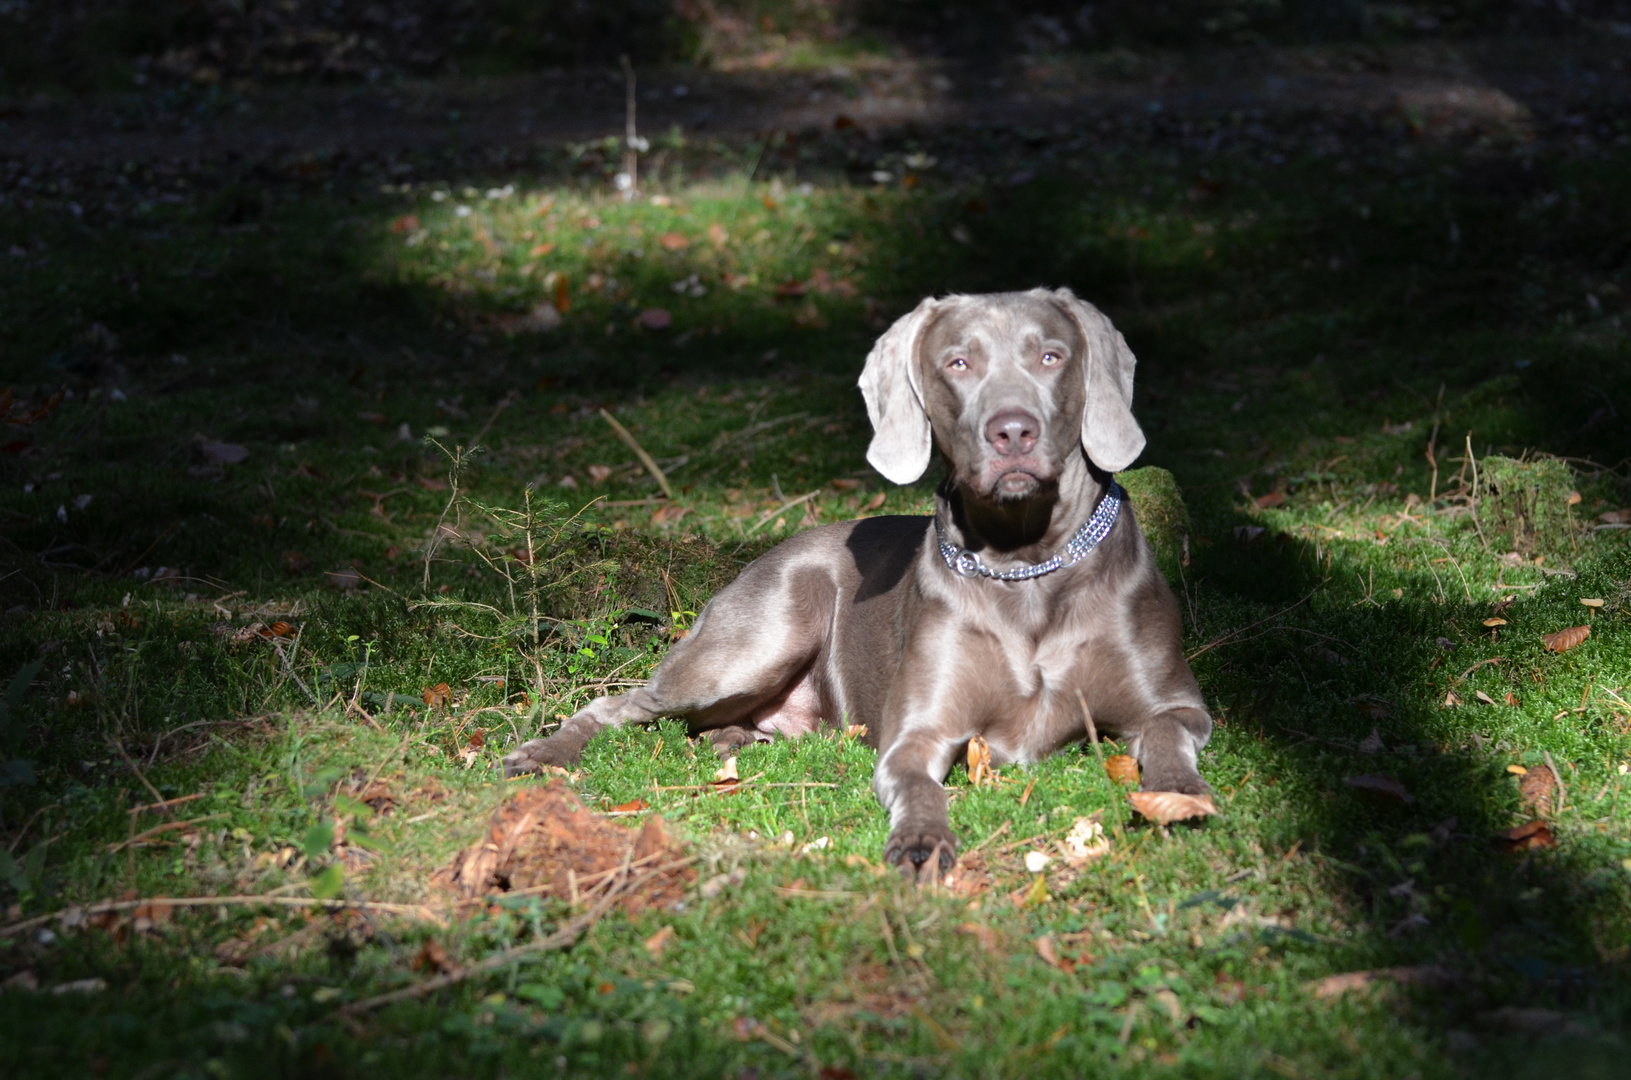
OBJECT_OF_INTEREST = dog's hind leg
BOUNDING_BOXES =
[501,564,834,775]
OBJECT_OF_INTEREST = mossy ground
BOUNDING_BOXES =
[1,55,1630,1079]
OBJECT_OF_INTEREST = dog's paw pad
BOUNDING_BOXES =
[884,824,959,883]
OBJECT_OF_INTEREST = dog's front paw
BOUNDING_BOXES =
[1137,765,1212,796]
[501,734,581,777]
[884,822,959,884]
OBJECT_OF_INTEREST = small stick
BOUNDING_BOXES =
[1543,750,1568,814]
[107,813,229,854]
[1466,433,1488,550]
[109,738,173,819]
[620,54,639,200]
[1185,588,1317,661]
[600,408,675,501]
[1076,689,1106,771]
[342,857,675,1014]
[129,792,207,815]
[1,894,442,938]
[964,820,1011,855]
[743,491,820,537]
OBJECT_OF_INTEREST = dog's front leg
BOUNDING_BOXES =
[874,730,961,882]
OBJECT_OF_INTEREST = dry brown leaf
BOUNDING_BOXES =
[1497,820,1555,852]
[1033,935,1075,972]
[1542,625,1590,652]
[1518,762,1558,816]
[1104,754,1140,787]
[586,464,613,484]
[957,922,1000,954]
[1307,965,1454,1000]
[862,491,887,511]
[1343,774,1415,803]
[1442,690,1462,707]
[1474,690,1498,706]
[830,477,861,490]
[422,683,451,707]
[843,724,867,740]
[967,733,994,787]
[650,504,692,527]
[412,939,456,975]
[1505,691,1520,706]
[644,925,676,959]
[712,757,739,785]
[1127,790,1218,826]
[658,232,689,251]
[1254,491,1286,509]
[609,798,649,814]
[707,222,729,246]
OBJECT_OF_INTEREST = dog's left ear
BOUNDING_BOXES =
[858,296,940,485]
[1046,287,1146,472]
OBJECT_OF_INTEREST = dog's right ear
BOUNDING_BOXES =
[858,297,939,485]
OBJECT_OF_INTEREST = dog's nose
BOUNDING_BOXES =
[984,409,1039,457]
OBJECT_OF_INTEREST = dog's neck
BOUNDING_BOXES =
[935,451,1110,565]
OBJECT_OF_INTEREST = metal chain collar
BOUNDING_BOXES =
[935,482,1123,582]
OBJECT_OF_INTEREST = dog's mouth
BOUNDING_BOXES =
[977,463,1050,502]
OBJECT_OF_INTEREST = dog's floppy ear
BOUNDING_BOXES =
[1048,287,1146,473]
[858,296,939,485]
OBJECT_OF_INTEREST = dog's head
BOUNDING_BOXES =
[858,288,1144,503]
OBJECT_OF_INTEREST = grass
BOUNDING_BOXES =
[1,80,1630,1079]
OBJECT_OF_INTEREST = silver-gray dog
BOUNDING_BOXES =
[503,288,1212,880]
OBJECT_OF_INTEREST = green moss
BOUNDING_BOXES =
[1476,454,1584,562]
[1120,465,1190,582]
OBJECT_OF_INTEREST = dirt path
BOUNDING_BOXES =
[3,37,1627,170]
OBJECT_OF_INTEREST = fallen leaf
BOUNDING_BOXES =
[636,308,673,331]
[1504,691,1519,706]
[412,939,456,974]
[1307,965,1453,999]
[1442,690,1462,707]
[1599,508,1631,525]
[862,492,887,511]
[957,922,999,954]
[658,232,690,251]
[198,439,249,465]
[1127,790,1219,825]
[830,477,861,490]
[966,733,993,787]
[643,925,676,959]
[1541,625,1590,652]
[1357,728,1385,754]
[1496,820,1555,852]
[390,214,421,234]
[650,504,692,526]
[466,729,484,750]
[707,222,728,246]
[422,683,451,707]
[1254,491,1286,509]
[712,757,739,785]
[844,724,867,739]
[1034,935,1073,971]
[1020,873,1051,907]
[610,798,649,814]
[1104,754,1139,786]
[1343,774,1415,803]
[1060,816,1111,863]
[1474,690,1498,706]
[1518,763,1558,816]
[528,242,555,257]
[586,464,613,484]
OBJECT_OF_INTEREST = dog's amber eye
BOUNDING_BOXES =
[1041,351,1062,366]
[947,357,968,371]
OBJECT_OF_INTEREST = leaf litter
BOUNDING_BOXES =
[439,780,694,916]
